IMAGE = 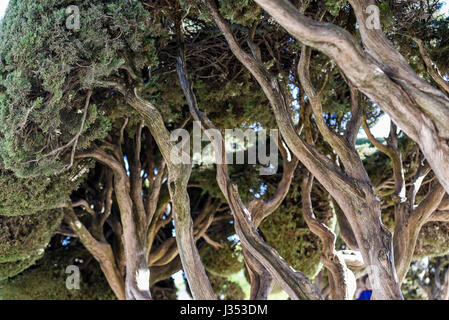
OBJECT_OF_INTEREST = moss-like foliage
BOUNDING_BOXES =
[0,245,115,300]
[208,273,245,300]
[217,0,261,26]
[0,255,42,282]
[0,0,154,176]
[0,210,63,280]
[0,166,88,217]
[414,222,449,259]
[260,211,323,279]
[0,0,446,300]
[260,178,336,279]
[201,241,244,277]
[380,207,449,259]
[325,0,348,17]
[193,76,272,129]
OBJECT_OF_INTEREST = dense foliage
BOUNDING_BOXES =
[0,0,448,300]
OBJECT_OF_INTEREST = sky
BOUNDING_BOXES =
[0,0,8,20]
[443,1,449,12]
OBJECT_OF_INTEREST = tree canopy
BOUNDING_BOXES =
[0,0,448,300]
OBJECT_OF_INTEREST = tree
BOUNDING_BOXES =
[0,210,63,281]
[0,0,448,300]
[0,239,116,300]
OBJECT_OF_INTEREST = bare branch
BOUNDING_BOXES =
[208,0,402,299]
[45,90,93,168]
[301,172,355,300]
[72,199,96,216]
[177,17,322,300]
[412,37,449,96]
[64,206,125,300]
[202,234,223,249]
[253,0,449,195]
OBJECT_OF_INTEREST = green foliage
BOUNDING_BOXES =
[201,241,244,277]
[218,0,261,26]
[325,0,347,17]
[0,210,63,280]
[387,1,449,76]
[0,0,446,300]
[402,255,449,300]
[0,0,154,176]
[0,166,88,217]
[194,76,272,129]
[414,222,449,259]
[401,258,428,300]
[260,177,336,279]
[208,273,245,300]
[0,244,115,299]
[260,211,323,279]
[0,256,42,282]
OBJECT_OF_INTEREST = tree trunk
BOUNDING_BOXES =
[64,207,126,300]
[176,37,322,299]
[127,93,216,300]
[206,0,402,299]
[253,0,449,195]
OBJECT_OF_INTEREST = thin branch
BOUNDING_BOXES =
[412,37,449,96]
[45,90,93,168]
[177,15,322,300]
[72,199,96,216]
[202,234,224,249]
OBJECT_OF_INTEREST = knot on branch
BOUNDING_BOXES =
[377,248,388,263]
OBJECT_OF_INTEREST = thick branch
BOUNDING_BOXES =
[208,0,402,299]
[177,25,322,300]
[64,207,125,300]
[253,0,449,196]
[77,148,151,300]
